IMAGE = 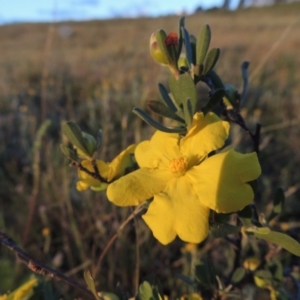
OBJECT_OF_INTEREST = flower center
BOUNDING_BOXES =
[169,156,188,175]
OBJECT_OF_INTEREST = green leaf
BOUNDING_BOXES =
[193,64,204,78]
[138,281,159,300]
[246,226,271,234]
[82,132,97,157]
[176,273,196,286]
[132,107,186,134]
[169,73,197,115]
[196,24,211,65]
[210,223,240,238]
[254,270,273,287]
[254,230,300,256]
[266,259,283,283]
[158,83,179,112]
[60,144,79,162]
[98,292,120,300]
[147,100,185,123]
[178,17,185,58]
[231,267,246,284]
[224,84,238,108]
[84,270,101,300]
[183,98,193,127]
[62,122,90,156]
[182,27,193,68]
[190,35,197,66]
[169,75,182,107]
[240,61,249,105]
[203,48,220,75]
[194,261,216,288]
[207,70,225,90]
[202,89,224,115]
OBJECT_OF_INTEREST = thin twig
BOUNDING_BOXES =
[92,202,148,278]
[75,162,108,183]
[0,230,95,299]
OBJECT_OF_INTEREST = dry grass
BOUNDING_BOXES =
[0,3,300,298]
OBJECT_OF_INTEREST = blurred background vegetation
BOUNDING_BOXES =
[0,2,300,299]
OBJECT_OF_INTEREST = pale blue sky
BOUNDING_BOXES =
[0,0,226,24]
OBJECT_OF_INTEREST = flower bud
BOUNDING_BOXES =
[149,32,169,65]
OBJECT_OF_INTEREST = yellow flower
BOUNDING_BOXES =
[77,144,136,191]
[107,112,261,245]
[0,278,38,300]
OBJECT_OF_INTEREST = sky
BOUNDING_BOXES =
[0,0,226,24]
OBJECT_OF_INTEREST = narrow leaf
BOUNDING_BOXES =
[231,267,246,284]
[176,273,196,286]
[193,64,204,77]
[195,261,216,288]
[240,61,249,106]
[133,107,187,134]
[178,17,185,59]
[158,83,179,112]
[183,98,193,127]
[169,75,182,107]
[203,48,220,75]
[254,230,300,256]
[202,89,224,115]
[253,270,273,288]
[60,144,79,162]
[138,281,159,300]
[207,70,225,90]
[182,27,193,68]
[196,24,211,65]
[147,100,185,123]
[98,292,120,300]
[84,270,101,300]
[62,122,89,156]
[266,259,283,283]
[190,34,197,66]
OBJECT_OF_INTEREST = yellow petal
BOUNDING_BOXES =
[143,177,210,244]
[188,149,261,213]
[108,144,136,181]
[181,112,230,165]
[11,278,38,300]
[135,131,180,169]
[76,180,90,191]
[106,168,173,206]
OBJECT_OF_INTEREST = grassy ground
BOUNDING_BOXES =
[0,2,300,298]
